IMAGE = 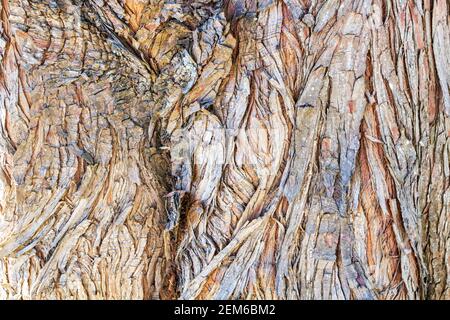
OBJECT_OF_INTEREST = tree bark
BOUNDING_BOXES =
[0,0,449,300]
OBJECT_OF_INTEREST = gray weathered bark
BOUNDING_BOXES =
[0,0,449,300]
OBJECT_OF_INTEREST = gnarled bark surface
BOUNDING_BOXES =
[0,0,449,300]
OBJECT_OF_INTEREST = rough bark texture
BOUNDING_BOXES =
[0,0,449,300]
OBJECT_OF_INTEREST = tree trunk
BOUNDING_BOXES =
[0,0,449,300]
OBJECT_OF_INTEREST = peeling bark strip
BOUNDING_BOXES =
[0,0,449,300]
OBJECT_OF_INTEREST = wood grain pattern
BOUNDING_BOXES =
[0,0,449,300]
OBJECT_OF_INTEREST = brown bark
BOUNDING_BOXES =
[0,0,449,300]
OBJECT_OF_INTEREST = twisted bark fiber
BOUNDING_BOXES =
[0,0,449,300]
